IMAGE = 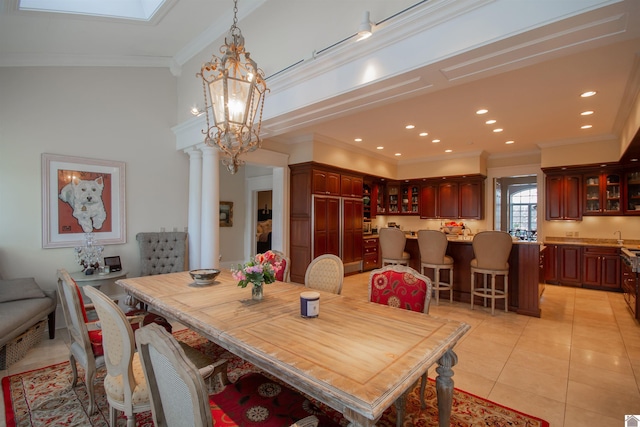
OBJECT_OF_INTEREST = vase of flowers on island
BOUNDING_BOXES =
[231,251,283,301]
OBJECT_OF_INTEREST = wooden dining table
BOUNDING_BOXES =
[117,270,470,427]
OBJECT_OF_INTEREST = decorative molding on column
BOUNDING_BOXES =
[200,145,220,268]
[185,147,203,270]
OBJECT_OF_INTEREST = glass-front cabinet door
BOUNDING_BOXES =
[625,170,640,214]
[583,171,621,215]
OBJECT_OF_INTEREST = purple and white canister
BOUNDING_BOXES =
[300,291,320,318]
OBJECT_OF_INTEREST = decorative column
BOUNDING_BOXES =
[185,148,202,270]
[200,146,220,268]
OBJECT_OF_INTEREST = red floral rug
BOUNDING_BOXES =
[2,329,549,427]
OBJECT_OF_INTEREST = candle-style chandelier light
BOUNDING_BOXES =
[197,0,268,174]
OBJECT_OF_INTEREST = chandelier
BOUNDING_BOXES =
[197,0,268,174]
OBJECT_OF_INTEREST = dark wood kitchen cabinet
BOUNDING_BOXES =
[545,173,582,220]
[624,169,640,214]
[363,237,380,271]
[438,181,459,218]
[290,163,364,283]
[341,174,363,198]
[582,246,620,290]
[342,198,363,264]
[419,175,484,219]
[558,245,582,286]
[583,170,622,215]
[312,169,340,195]
[543,244,558,283]
[313,196,340,259]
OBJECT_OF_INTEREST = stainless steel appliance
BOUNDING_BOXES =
[621,247,639,320]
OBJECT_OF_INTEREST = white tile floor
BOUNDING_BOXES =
[2,274,639,426]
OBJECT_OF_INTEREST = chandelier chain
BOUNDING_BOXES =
[231,0,238,31]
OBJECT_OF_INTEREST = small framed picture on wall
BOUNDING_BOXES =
[220,201,233,227]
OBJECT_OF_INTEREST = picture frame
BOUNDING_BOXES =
[220,201,233,227]
[42,153,126,248]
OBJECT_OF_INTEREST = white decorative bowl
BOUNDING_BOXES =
[442,226,462,235]
[189,269,220,285]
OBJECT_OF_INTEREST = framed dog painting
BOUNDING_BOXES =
[42,154,126,248]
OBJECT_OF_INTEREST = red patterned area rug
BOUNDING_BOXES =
[2,329,549,427]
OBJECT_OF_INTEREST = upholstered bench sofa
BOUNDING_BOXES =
[0,277,56,369]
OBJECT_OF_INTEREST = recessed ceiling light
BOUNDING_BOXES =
[354,138,362,142]
[419,132,428,137]
[376,146,384,150]
[476,109,488,115]
[405,125,415,129]
[395,153,402,156]
[581,91,597,97]
[581,111,594,116]
[631,158,638,162]
[445,149,453,153]
[493,128,503,133]
[485,119,496,124]
[505,140,515,144]
[432,139,440,143]
[581,124,593,129]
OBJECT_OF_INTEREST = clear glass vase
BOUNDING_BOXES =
[252,284,263,301]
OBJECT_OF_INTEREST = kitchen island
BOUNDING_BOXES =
[404,236,543,317]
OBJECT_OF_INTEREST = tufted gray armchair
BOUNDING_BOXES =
[136,232,188,276]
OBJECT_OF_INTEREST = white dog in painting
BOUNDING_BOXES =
[59,176,107,233]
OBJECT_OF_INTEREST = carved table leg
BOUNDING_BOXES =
[435,349,458,427]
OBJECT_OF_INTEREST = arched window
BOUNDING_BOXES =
[509,187,537,232]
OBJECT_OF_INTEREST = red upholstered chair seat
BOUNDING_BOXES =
[209,372,342,427]
[369,268,429,313]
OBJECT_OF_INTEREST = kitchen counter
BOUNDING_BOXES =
[544,236,640,249]
[402,237,542,317]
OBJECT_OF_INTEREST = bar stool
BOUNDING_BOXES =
[379,227,410,266]
[470,231,512,315]
[417,230,453,305]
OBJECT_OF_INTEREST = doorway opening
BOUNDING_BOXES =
[494,175,538,240]
[256,190,272,253]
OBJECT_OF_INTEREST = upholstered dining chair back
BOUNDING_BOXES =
[83,285,150,427]
[56,269,105,415]
[271,250,291,282]
[367,264,432,425]
[136,324,321,427]
[471,231,512,271]
[379,227,410,265]
[304,254,344,294]
[135,323,215,427]
[368,265,432,314]
[136,232,188,276]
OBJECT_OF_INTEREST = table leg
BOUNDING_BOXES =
[435,349,458,427]
[343,408,378,427]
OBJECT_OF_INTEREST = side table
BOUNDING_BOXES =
[70,270,129,304]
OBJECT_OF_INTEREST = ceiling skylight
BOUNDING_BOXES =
[18,0,167,21]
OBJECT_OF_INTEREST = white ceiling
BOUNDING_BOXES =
[2,0,640,163]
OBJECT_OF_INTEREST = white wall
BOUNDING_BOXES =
[0,67,188,296]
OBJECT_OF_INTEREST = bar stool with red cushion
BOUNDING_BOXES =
[368,264,432,427]
[136,323,340,427]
